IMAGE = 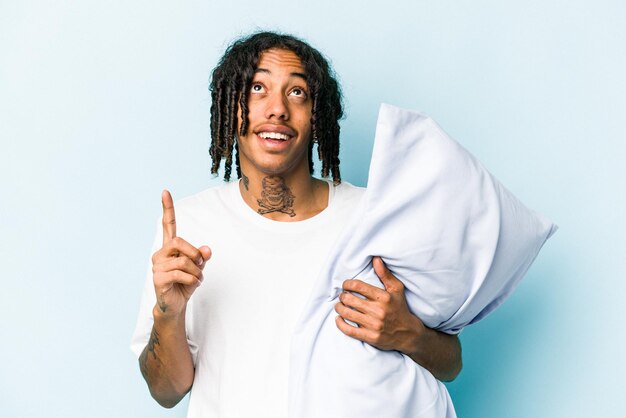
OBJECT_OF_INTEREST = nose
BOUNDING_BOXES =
[264,91,289,121]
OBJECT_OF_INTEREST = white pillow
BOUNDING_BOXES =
[288,103,557,418]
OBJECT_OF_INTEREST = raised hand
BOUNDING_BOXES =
[151,190,212,318]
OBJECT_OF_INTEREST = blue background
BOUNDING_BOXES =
[1,1,624,417]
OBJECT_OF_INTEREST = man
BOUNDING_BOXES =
[131,31,461,417]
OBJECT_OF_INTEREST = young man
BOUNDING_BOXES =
[131,32,461,417]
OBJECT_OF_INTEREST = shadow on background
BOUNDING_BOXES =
[445,258,559,417]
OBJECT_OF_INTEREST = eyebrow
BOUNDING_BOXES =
[254,68,308,81]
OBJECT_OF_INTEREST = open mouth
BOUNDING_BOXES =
[257,132,292,141]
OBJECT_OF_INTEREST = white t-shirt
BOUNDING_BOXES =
[131,179,364,418]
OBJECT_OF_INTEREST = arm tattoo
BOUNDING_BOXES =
[256,176,296,217]
[242,172,250,191]
[158,292,168,313]
[139,327,161,380]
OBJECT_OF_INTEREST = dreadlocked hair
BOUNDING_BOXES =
[209,31,343,183]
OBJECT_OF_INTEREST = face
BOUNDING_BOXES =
[236,48,313,178]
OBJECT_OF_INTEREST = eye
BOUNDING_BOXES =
[289,87,307,98]
[251,83,265,94]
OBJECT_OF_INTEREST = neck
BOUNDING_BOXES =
[239,167,329,222]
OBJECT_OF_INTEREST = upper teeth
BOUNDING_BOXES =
[259,132,290,140]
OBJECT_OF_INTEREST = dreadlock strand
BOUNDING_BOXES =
[209,84,224,175]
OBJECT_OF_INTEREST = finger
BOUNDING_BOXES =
[339,291,379,317]
[373,256,403,293]
[161,189,177,244]
[342,278,388,301]
[198,246,212,268]
[335,302,377,329]
[154,239,211,267]
[152,255,203,278]
[335,315,377,344]
[154,270,202,289]
[162,237,205,265]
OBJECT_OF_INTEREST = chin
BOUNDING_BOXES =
[258,166,297,177]
[247,157,308,178]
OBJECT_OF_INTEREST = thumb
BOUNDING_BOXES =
[198,246,212,267]
[373,256,403,293]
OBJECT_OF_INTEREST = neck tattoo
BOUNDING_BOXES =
[256,175,296,217]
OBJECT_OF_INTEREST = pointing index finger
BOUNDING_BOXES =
[161,189,177,244]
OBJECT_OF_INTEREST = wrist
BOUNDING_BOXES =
[402,314,428,357]
[152,304,186,325]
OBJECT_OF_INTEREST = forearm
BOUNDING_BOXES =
[404,316,462,382]
[138,306,195,408]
